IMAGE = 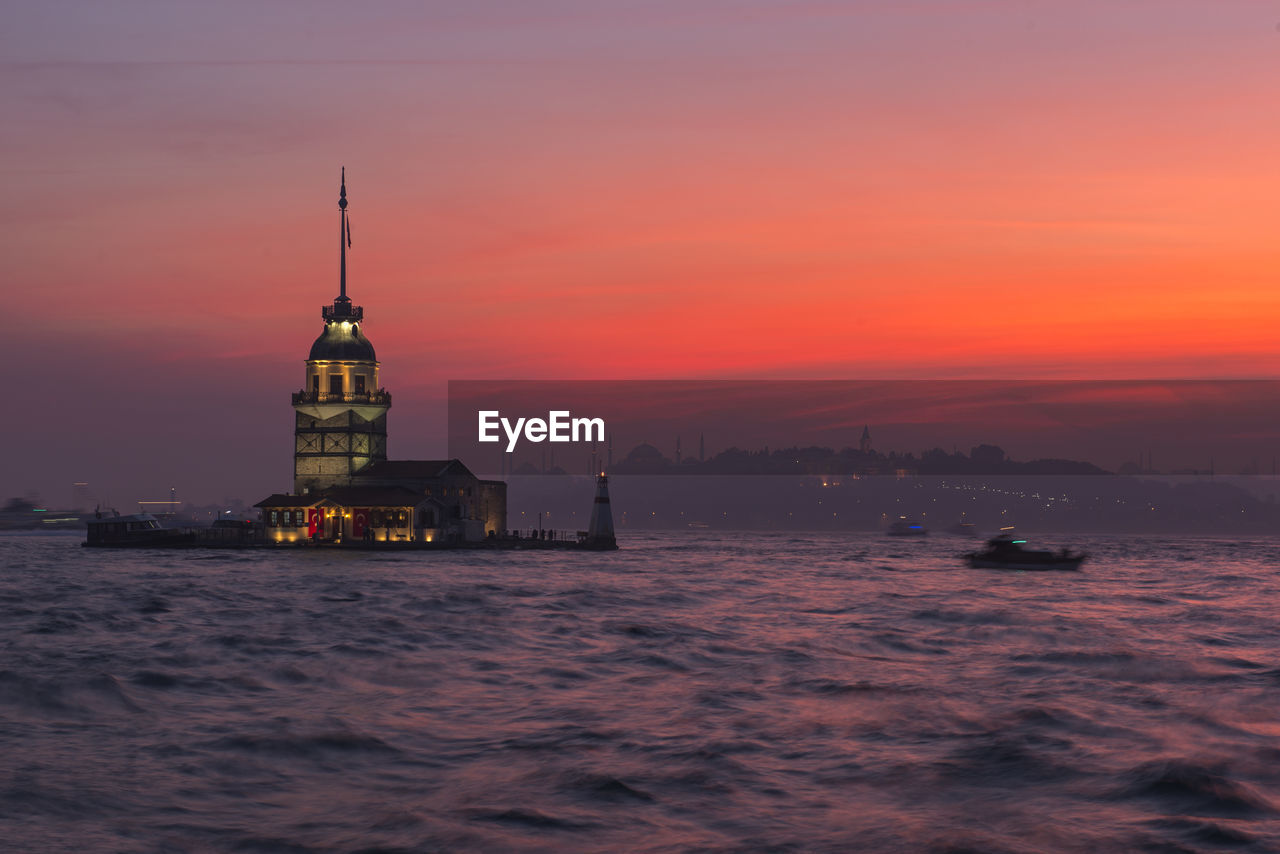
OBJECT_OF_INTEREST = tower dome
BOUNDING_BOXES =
[308,321,377,361]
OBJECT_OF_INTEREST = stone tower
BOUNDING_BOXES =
[291,170,391,495]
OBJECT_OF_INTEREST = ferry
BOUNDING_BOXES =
[83,512,195,548]
[887,517,927,536]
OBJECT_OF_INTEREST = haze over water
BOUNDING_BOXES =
[3,532,1280,852]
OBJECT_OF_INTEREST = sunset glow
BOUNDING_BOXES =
[6,1,1280,502]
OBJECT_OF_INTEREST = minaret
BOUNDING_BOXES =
[585,473,617,549]
[860,425,872,454]
[291,169,391,494]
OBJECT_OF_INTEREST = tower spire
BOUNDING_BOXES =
[339,167,348,300]
[322,168,361,322]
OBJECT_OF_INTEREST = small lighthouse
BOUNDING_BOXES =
[585,473,617,550]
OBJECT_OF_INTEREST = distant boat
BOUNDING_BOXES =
[946,521,978,537]
[965,535,1086,571]
[887,517,927,537]
[83,512,195,548]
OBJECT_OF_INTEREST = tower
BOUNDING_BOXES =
[291,169,391,494]
[860,425,872,454]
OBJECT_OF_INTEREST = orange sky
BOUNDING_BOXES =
[5,1,1280,503]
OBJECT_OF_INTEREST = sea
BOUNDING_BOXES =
[3,531,1280,853]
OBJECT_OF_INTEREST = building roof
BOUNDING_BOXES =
[308,320,377,361]
[255,485,432,509]
[355,459,476,479]
[254,494,313,508]
[313,485,427,507]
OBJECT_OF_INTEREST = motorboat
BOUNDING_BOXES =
[965,535,1086,571]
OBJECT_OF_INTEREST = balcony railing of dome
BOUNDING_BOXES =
[322,300,363,322]
[292,390,392,405]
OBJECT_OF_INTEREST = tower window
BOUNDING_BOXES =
[355,375,366,394]
[312,375,319,394]
[329,375,342,395]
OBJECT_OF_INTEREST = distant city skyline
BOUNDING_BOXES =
[449,380,1280,483]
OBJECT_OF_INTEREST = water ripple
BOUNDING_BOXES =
[2,532,1280,852]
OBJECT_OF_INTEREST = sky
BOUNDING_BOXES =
[5,1,1280,506]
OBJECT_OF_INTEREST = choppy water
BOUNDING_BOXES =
[3,532,1280,853]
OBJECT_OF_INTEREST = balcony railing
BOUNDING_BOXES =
[293,389,392,405]
[322,299,363,322]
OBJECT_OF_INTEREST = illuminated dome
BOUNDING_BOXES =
[308,321,377,361]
